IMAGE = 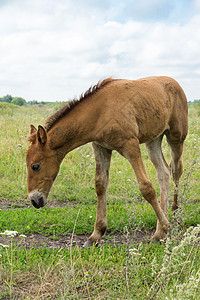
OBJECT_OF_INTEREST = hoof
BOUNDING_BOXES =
[150,238,162,245]
[83,240,94,248]
[151,231,167,243]
[83,239,100,248]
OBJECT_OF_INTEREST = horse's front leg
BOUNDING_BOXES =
[84,143,112,248]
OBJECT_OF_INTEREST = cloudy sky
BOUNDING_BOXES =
[0,0,200,101]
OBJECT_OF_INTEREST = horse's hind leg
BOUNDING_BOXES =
[121,138,171,240]
[146,135,171,240]
[84,143,112,248]
[166,135,184,211]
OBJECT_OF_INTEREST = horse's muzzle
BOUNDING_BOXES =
[29,190,46,209]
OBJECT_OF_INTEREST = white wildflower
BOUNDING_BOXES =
[0,230,18,237]
[129,248,141,255]
[129,248,138,252]
[19,234,27,238]
[0,243,9,248]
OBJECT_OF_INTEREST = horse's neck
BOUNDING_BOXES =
[48,99,97,157]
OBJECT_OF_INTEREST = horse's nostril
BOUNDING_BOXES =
[31,199,40,209]
[29,191,46,209]
[38,197,44,207]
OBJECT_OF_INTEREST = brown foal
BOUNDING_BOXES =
[26,76,188,246]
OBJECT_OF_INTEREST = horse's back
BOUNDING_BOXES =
[94,76,188,146]
[111,76,188,137]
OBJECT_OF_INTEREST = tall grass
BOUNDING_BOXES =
[0,225,199,299]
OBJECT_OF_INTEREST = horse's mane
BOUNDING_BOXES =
[45,77,114,132]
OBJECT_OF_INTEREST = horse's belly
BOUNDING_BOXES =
[137,121,169,144]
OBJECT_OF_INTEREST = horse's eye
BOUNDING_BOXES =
[31,164,41,172]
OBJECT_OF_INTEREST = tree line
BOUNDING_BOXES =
[188,99,200,104]
[0,94,47,106]
[1,93,199,106]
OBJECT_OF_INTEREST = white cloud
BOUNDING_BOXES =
[0,0,200,101]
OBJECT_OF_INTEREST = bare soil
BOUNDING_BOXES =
[0,198,72,210]
[0,230,154,250]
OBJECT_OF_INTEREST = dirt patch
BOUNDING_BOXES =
[0,198,77,210]
[0,230,154,250]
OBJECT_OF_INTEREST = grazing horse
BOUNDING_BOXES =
[26,76,188,246]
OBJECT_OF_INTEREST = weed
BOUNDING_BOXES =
[147,225,200,299]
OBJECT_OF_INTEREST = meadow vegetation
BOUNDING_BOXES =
[0,101,199,299]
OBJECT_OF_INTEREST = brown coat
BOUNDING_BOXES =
[26,76,188,245]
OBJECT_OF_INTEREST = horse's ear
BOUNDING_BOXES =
[30,125,37,135]
[37,125,47,146]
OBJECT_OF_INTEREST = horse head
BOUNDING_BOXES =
[26,125,60,208]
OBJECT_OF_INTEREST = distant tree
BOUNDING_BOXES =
[0,94,13,103]
[11,97,26,106]
[28,100,48,105]
[29,100,39,105]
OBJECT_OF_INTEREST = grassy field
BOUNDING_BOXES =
[0,101,200,299]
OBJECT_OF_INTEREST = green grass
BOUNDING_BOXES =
[0,203,200,237]
[1,227,200,299]
[0,102,200,299]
